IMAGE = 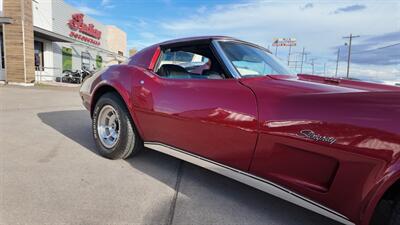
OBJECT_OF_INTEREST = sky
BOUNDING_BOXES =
[65,0,400,83]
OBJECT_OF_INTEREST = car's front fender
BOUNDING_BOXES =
[84,65,147,140]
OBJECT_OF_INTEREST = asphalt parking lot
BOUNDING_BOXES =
[0,85,341,225]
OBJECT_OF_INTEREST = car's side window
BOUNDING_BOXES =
[155,45,226,80]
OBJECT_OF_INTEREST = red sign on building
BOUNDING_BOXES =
[68,13,102,46]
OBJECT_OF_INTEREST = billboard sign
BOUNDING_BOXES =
[272,38,297,47]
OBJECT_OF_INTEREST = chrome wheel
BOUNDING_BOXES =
[97,105,120,148]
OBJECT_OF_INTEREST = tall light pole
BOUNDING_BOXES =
[300,47,305,73]
[300,47,309,74]
[310,58,315,74]
[343,34,360,79]
[335,48,340,77]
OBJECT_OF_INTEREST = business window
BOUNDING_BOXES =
[62,47,72,72]
[96,55,102,69]
[34,41,44,71]
[81,52,90,70]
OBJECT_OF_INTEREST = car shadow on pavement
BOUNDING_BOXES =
[37,110,341,225]
[38,110,97,153]
[37,109,183,185]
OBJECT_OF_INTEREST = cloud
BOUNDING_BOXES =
[333,4,366,14]
[160,0,172,5]
[301,3,313,10]
[128,36,169,49]
[77,6,103,16]
[305,60,400,82]
[137,19,148,28]
[101,0,110,6]
[351,44,400,66]
[333,31,400,66]
[365,31,400,44]
[101,0,115,9]
[139,32,156,39]
[339,65,400,83]
[104,5,115,9]
[153,0,398,83]
[159,1,396,53]
[197,6,207,14]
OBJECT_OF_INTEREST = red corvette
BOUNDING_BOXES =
[80,36,400,225]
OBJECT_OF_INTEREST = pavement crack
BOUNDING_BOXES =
[167,160,184,225]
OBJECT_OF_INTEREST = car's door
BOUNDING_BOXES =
[132,48,258,171]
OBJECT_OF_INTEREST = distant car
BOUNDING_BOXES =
[80,36,400,225]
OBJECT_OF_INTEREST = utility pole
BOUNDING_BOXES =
[343,34,360,79]
[275,45,278,56]
[310,59,315,74]
[265,42,270,51]
[300,47,309,74]
[287,45,292,66]
[323,63,326,76]
[335,48,340,77]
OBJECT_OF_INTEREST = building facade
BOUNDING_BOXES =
[0,0,127,84]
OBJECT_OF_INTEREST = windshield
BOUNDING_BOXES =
[218,41,295,77]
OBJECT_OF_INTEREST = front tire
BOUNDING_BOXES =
[389,197,400,225]
[92,92,143,159]
[372,194,400,225]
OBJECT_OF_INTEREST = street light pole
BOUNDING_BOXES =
[310,59,315,74]
[335,48,340,77]
[343,34,360,79]
[300,47,305,73]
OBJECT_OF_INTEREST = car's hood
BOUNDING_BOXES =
[240,75,400,160]
[270,74,400,92]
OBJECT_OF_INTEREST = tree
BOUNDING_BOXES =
[129,48,137,56]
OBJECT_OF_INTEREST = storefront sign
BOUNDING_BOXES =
[68,31,100,46]
[272,38,297,47]
[68,13,102,46]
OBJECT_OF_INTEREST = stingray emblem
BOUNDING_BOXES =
[299,130,336,144]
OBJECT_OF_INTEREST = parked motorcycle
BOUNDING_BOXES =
[81,68,92,82]
[58,68,94,84]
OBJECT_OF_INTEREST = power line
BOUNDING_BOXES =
[352,42,400,54]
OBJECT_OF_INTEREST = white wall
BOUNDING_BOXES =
[0,0,3,16]
[32,0,53,31]
[51,0,108,49]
